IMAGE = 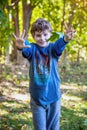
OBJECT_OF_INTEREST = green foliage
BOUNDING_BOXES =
[61,106,86,130]
[59,61,87,86]
[0,8,13,54]
[0,101,33,130]
[31,0,43,6]
[0,0,8,8]
[0,0,14,55]
[37,0,63,31]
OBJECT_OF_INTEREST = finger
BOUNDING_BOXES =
[69,25,74,32]
[69,30,76,36]
[13,33,17,39]
[24,34,29,39]
[68,31,75,39]
[23,45,31,48]
[21,30,26,39]
[73,30,76,33]
[64,23,74,33]
[64,23,69,31]
[69,30,76,34]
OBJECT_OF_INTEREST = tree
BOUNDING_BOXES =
[0,0,87,64]
[10,0,43,63]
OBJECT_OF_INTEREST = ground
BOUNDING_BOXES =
[0,63,87,130]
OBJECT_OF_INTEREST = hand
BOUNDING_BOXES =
[64,23,76,42]
[13,30,30,49]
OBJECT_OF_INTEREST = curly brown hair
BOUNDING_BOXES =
[31,18,52,37]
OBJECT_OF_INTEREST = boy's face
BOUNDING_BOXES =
[33,30,52,47]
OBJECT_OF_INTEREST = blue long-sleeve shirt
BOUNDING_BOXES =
[22,38,68,106]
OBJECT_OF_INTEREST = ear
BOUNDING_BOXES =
[32,33,35,40]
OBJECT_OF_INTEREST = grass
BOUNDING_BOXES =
[0,100,32,130]
[0,62,87,130]
[60,83,87,130]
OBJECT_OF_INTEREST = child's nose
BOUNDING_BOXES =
[41,35,44,40]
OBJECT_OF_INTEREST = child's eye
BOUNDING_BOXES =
[36,34,41,37]
[44,34,47,36]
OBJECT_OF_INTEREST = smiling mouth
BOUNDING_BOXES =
[39,41,46,44]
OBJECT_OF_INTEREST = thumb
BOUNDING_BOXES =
[23,45,31,48]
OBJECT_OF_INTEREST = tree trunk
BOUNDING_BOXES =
[10,0,19,62]
[61,0,66,32]
[60,0,68,66]
[68,1,74,25]
[22,0,33,34]
[17,0,34,66]
[10,0,34,64]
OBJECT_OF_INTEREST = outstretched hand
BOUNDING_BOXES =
[64,23,76,42]
[13,30,30,49]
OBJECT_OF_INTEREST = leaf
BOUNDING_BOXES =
[49,32,64,42]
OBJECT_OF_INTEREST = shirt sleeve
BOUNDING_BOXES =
[52,37,68,57]
[22,40,33,60]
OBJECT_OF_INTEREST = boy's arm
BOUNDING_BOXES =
[22,40,32,59]
[52,37,68,56]
[52,24,75,56]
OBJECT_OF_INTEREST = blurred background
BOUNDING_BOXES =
[0,0,87,130]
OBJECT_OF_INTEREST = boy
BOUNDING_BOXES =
[13,18,75,130]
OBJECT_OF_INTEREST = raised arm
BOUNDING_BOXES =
[52,24,76,57]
